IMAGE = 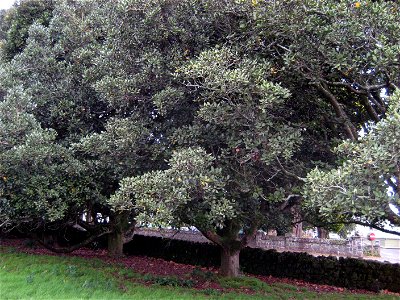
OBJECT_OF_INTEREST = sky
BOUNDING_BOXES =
[0,0,15,10]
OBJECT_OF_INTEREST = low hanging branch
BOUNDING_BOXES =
[34,230,112,254]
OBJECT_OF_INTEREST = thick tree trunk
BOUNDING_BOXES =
[199,221,259,278]
[220,247,240,277]
[107,230,123,257]
[107,212,129,257]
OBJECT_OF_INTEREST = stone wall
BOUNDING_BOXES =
[252,233,363,257]
[134,228,364,257]
[135,228,210,244]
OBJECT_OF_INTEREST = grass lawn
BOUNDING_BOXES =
[0,246,398,300]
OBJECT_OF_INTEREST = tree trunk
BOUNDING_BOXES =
[107,230,123,257]
[107,212,130,257]
[317,227,329,239]
[220,247,240,277]
[291,205,303,237]
[199,222,258,278]
[293,222,303,237]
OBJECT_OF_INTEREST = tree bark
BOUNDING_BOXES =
[291,204,303,237]
[199,222,259,277]
[107,230,124,258]
[107,211,130,257]
[317,227,329,239]
[199,229,241,277]
[315,83,357,140]
[220,247,240,277]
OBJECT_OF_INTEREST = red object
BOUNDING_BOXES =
[368,233,376,241]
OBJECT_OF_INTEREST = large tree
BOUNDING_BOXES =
[109,0,400,276]
[110,47,302,276]
[0,0,253,256]
[1,0,399,272]
[73,0,261,258]
[0,0,122,252]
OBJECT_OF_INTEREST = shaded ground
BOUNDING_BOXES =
[1,238,398,297]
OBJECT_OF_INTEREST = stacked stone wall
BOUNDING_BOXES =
[135,228,363,257]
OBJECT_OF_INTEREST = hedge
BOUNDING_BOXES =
[124,235,400,292]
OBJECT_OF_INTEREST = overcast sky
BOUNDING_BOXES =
[0,0,15,10]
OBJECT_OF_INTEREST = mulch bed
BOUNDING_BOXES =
[1,238,398,296]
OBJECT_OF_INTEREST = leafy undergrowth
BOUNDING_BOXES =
[0,240,398,299]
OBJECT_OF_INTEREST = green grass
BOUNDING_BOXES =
[216,277,399,300]
[0,246,398,300]
[218,276,275,292]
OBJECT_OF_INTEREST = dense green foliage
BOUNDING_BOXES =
[0,0,54,61]
[0,0,399,276]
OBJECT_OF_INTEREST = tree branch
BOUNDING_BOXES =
[34,230,111,253]
[197,228,224,248]
[322,79,366,95]
[123,221,137,244]
[279,194,302,211]
[276,157,306,182]
[369,92,386,114]
[313,82,358,140]
[361,94,380,122]
[358,83,389,91]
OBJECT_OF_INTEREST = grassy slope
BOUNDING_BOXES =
[0,247,397,300]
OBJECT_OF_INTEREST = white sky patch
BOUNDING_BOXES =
[0,0,15,10]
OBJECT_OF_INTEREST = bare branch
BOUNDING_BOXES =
[361,94,380,122]
[322,79,366,95]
